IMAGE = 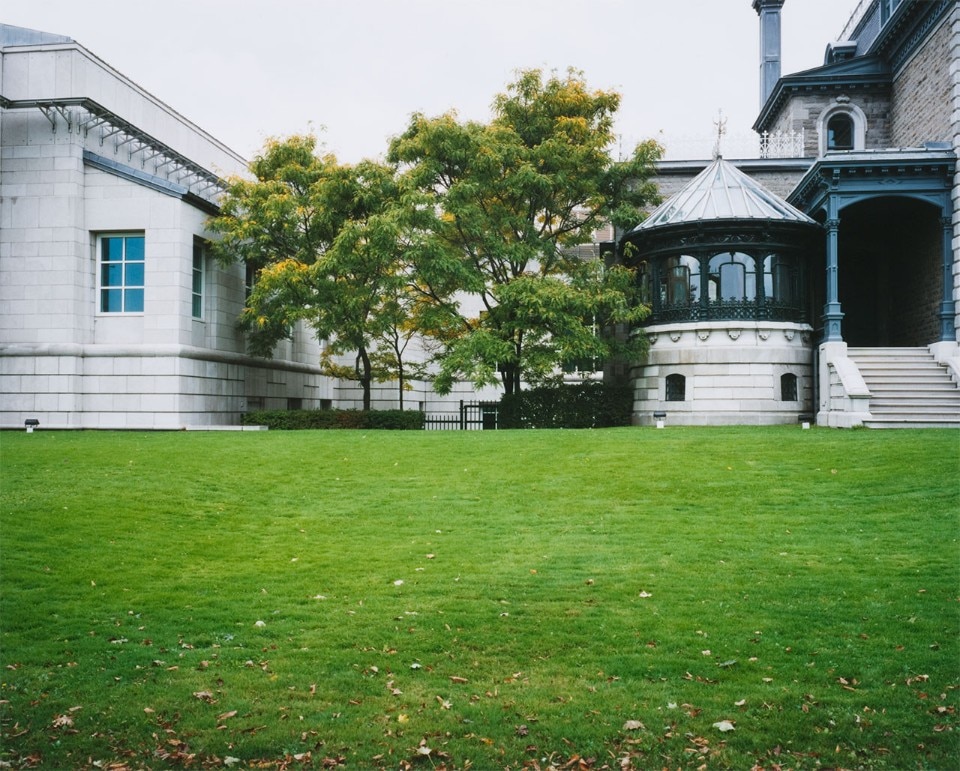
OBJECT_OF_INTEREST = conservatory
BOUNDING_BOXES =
[622,158,822,425]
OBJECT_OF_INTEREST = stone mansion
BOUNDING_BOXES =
[1,0,958,428]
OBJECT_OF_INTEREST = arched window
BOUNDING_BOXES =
[708,252,756,302]
[818,104,867,156]
[780,373,798,402]
[763,254,798,305]
[635,260,651,305]
[659,255,700,307]
[665,373,686,401]
[827,114,854,150]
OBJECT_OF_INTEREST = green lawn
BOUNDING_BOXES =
[1,427,957,770]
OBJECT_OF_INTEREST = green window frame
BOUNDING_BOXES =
[98,234,145,314]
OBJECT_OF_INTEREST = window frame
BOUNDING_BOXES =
[707,252,756,302]
[826,114,854,151]
[192,238,206,320]
[780,372,799,402]
[97,233,145,315]
[665,373,686,402]
[817,104,867,156]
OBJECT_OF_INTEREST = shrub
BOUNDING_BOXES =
[242,409,424,430]
[499,382,633,429]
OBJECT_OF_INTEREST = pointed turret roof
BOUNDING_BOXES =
[631,157,815,233]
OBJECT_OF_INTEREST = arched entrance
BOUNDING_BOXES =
[838,197,943,347]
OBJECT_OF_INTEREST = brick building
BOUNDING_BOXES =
[623,0,959,427]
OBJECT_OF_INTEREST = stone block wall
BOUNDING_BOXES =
[763,89,892,156]
[950,4,960,340]
[891,11,953,147]
[631,321,814,426]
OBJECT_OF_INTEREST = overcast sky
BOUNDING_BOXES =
[5,0,858,163]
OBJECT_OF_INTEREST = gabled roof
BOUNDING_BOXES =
[630,158,815,233]
[753,54,891,132]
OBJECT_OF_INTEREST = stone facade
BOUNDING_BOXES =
[890,10,954,146]
[0,27,330,428]
[632,322,814,425]
[761,88,893,156]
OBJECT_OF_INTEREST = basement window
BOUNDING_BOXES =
[666,374,686,402]
[781,373,798,401]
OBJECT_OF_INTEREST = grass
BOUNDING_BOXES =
[0,426,958,770]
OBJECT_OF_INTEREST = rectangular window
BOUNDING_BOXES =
[99,234,145,313]
[192,239,205,319]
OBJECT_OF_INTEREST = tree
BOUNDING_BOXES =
[207,135,409,410]
[388,68,662,396]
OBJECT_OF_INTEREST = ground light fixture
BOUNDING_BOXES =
[24,418,39,433]
[653,411,667,429]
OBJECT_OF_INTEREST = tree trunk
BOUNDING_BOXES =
[397,362,405,410]
[356,347,372,411]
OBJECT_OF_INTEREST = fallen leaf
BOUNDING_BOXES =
[622,720,645,731]
[217,710,238,721]
[450,676,469,684]
[712,720,736,732]
[638,591,652,598]
[193,691,216,703]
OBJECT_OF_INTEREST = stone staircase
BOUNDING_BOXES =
[847,347,960,429]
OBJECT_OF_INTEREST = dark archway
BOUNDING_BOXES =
[838,197,942,347]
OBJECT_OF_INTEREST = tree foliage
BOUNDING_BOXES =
[388,68,662,395]
[207,135,411,410]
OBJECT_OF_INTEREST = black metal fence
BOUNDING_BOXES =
[424,401,499,431]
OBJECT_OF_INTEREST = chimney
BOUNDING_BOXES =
[753,0,785,109]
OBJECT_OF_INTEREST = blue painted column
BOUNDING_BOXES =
[939,215,956,341]
[822,195,844,342]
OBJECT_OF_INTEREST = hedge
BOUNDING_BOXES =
[499,382,633,429]
[241,409,425,430]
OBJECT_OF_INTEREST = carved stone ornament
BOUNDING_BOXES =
[698,329,712,341]
[757,328,770,341]
[647,332,658,345]
[782,328,795,341]
[801,330,811,343]
[726,328,741,341]
[669,331,683,343]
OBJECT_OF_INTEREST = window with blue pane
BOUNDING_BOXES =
[99,234,145,313]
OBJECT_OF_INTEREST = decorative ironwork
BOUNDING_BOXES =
[759,129,805,159]
[648,297,806,325]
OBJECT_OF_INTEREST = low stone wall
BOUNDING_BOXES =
[0,343,329,429]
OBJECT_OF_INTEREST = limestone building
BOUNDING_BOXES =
[0,24,330,428]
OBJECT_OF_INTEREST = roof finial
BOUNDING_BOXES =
[712,109,727,160]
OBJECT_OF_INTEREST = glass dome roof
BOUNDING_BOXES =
[631,158,816,232]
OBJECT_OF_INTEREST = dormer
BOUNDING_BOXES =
[824,41,858,65]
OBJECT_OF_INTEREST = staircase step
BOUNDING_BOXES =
[846,347,960,429]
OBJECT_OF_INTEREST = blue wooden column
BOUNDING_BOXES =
[822,195,844,342]
[938,215,957,341]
